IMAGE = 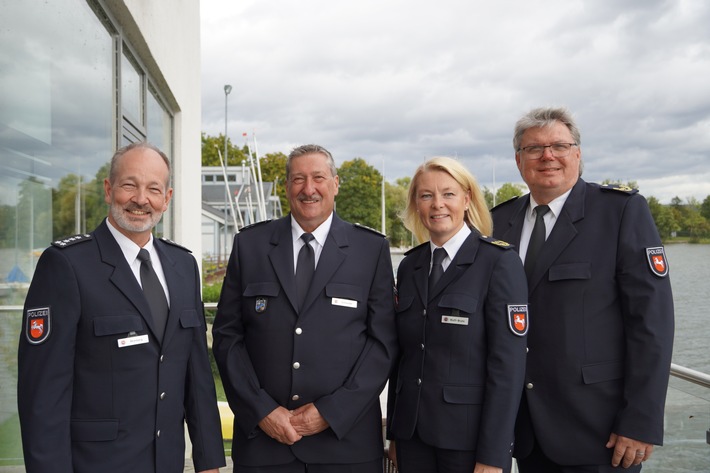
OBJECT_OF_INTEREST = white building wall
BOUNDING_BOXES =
[108,0,204,261]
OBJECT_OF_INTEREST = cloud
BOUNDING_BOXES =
[201,0,710,203]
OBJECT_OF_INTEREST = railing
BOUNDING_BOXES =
[1,305,708,472]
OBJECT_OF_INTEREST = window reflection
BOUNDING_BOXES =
[0,0,113,303]
[122,50,143,126]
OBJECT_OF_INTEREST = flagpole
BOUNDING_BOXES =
[381,159,386,235]
[252,132,267,220]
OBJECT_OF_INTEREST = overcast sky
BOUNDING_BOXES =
[200,0,710,204]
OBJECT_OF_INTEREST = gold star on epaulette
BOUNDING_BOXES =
[479,235,515,249]
[600,184,639,195]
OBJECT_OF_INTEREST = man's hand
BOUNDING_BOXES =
[473,463,502,473]
[387,440,397,469]
[258,406,302,445]
[289,403,329,436]
[607,432,654,468]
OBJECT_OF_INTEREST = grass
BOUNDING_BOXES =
[0,414,24,466]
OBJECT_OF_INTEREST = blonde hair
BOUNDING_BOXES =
[402,157,492,244]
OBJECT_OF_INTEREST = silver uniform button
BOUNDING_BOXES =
[417,379,422,386]
[156,430,161,438]
[160,392,166,400]
[293,362,301,369]
[422,309,426,316]
[526,383,534,389]
[292,394,300,401]
[160,355,164,362]
[295,328,303,335]
[420,343,425,350]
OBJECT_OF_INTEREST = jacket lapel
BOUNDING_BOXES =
[528,179,586,291]
[411,245,430,307]
[154,240,186,346]
[95,221,159,338]
[301,215,347,313]
[499,195,529,249]
[268,217,300,312]
[428,232,479,301]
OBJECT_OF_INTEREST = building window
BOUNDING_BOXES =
[0,0,174,302]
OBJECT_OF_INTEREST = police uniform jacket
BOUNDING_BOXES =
[18,219,225,473]
[387,230,528,469]
[491,179,675,466]
[212,213,398,467]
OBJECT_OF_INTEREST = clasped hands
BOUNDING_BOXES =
[258,403,329,445]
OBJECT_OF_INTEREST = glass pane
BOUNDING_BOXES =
[146,88,173,238]
[121,51,142,124]
[147,88,171,151]
[0,1,113,304]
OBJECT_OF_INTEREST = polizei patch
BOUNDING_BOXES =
[507,304,529,336]
[26,307,51,344]
[645,247,669,277]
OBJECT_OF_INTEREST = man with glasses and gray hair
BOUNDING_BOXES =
[491,107,674,472]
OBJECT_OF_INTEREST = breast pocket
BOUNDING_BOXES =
[93,315,144,336]
[325,283,363,313]
[548,262,591,281]
[243,282,281,298]
[437,293,478,316]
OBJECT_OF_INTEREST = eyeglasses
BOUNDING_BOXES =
[517,142,578,159]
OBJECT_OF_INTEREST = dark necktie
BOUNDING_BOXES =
[138,248,169,341]
[296,233,315,310]
[524,205,550,279]
[428,247,447,297]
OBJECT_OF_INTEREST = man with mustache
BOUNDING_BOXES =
[18,142,225,473]
[213,144,398,473]
[491,107,674,472]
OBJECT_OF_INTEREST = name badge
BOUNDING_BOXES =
[332,297,357,308]
[117,334,149,348]
[441,315,469,326]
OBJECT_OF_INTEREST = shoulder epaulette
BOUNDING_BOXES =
[51,234,93,248]
[159,237,192,253]
[404,241,429,255]
[479,235,515,249]
[353,223,385,237]
[239,219,272,232]
[600,184,638,195]
[491,195,520,212]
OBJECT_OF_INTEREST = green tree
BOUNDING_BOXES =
[52,174,82,238]
[700,195,710,221]
[258,152,289,214]
[335,158,382,230]
[201,132,249,166]
[482,186,494,209]
[646,196,678,241]
[495,183,526,206]
[385,180,410,247]
[84,163,111,231]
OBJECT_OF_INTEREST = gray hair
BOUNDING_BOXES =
[513,107,583,176]
[286,144,337,179]
[513,107,581,151]
[109,142,171,185]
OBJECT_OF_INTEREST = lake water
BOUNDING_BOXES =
[665,244,710,373]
